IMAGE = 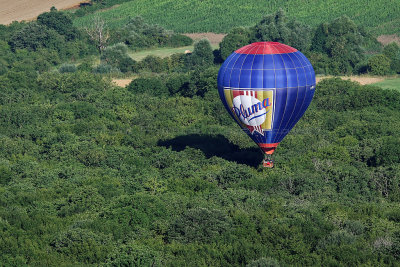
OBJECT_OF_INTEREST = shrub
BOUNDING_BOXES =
[167,34,193,47]
[101,43,137,73]
[77,60,94,72]
[59,63,77,73]
[93,63,119,74]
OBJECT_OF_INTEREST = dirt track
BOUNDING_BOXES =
[112,79,133,87]
[0,0,85,25]
[377,34,400,46]
[184,33,226,46]
[316,76,385,85]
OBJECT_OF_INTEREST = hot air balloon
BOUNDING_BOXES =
[217,42,316,168]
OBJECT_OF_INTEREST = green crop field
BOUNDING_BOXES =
[372,77,400,91]
[73,0,400,34]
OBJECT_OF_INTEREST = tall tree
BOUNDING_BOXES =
[219,27,252,60]
[186,39,214,69]
[311,16,364,74]
[85,16,109,53]
[219,9,311,60]
[37,9,79,41]
[9,23,64,52]
[252,9,311,51]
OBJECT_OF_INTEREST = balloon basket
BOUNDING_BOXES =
[263,159,274,168]
[263,155,274,168]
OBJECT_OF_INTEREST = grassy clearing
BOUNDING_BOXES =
[127,45,219,61]
[371,76,400,91]
[73,0,400,34]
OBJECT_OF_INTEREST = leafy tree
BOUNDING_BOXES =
[219,27,252,60]
[383,42,400,73]
[311,23,329,53]
[104,242,161,267]
[383,42,400,60]
[189,66,218,97]
[9,22,64,52]
[311,16,364,74]
[368,54,391,75]
[0,162,12,185]
[101,43,128,64]
[165,73,190,95]
[117,16,168,48]
[140,55,166,72]
[374,137,400,166]
[252,9,311,51]
[167,207,231,243]
[166,34,193,47]
[164,52,186,72]
[58,186,105,216]
[186,38,214,69]
[219,10,310,60]
[101,43,137,72]
[127,77,168,96]
[37,9,79,40]
[51,228,112,264]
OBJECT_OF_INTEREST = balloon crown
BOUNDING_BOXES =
[235,41,297,55]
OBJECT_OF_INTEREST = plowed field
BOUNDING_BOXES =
[0,0,84,25]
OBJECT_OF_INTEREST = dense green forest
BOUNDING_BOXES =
[72,0,400,35]
[1,4,400,267]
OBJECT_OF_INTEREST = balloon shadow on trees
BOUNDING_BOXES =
[158,134,263,167]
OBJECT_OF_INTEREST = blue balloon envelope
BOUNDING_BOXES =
[217,42,316,166]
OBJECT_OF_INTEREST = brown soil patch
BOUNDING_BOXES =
[316,76,385,85]
[0,0,88,25]
[377,34,400,46]
[112,79,133,87]
[184,33,226,46]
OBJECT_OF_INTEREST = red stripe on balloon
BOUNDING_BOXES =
[235,42,297,55]
[258,143,280,155]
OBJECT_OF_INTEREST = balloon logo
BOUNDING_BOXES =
[217,42,316,167]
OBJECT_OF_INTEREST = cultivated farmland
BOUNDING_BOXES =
[73,0,400,35]
[0,0,84,25]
